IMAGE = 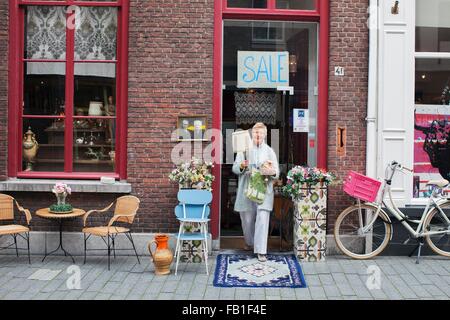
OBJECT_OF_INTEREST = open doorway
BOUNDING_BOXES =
[220,20,319,249]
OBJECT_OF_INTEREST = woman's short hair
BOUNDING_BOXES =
[252,122,267,136]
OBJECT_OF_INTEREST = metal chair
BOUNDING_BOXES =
[173,190,212,275]
[0,194,32,263]
[82,195,141,270]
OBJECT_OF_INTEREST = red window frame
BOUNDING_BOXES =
[8,0,129,180]
[209,0,329,239]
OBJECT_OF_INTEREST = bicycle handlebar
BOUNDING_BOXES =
[389,161,413,173]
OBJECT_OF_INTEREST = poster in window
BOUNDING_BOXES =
[413,105,450,198]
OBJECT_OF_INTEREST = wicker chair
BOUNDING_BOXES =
[0,194,32,263]
[82,195,140,270]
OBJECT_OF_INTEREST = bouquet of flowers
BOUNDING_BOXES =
[282,166,336,199]
[50,183,73,213]
[169,157,215,191]
[52,182,72,196]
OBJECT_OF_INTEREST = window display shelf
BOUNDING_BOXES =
[35,159,112,164]
[39,144,113,148]
[45,128,107,133]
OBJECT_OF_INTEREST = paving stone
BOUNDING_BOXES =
[306,275,321,286]
[77,291,98,300]
[318,274,335,286]
[409,285,433,298]
[332,273,349,286]
[63,289,84,300]
[161,281,178,293]
[175,281,193,294]
[422,284,445,297]
[204,289,220,300]
[48,290,69,300]
[125,293,145,300]
[219,288,236,300]
[100,281,122,294]
[323,285,341,298]
[309,286,326,299]
[337,284,356,296]
[280,288,296,298]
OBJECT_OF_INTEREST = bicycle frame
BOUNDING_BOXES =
[360,164,450,239]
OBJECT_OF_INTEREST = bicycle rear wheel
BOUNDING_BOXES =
[424,200,450,257]
[334,204,391,259]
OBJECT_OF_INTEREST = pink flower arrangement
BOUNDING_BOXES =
[52,183,71,195]
[282,166,335,199]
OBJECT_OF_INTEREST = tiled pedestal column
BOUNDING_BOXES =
[293,186,327,262]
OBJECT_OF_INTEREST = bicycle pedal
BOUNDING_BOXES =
[403,238,411,245]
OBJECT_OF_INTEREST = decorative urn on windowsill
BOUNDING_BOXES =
[22,127,39,172]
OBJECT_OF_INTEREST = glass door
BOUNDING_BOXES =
[220,20,319,242]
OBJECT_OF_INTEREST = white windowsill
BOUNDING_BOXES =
[0,179,131,193]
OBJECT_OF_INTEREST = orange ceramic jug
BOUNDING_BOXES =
[148,234,173,275]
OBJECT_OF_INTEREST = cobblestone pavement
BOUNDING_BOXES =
[0,253,449,300]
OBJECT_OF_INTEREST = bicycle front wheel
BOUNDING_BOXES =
[334,204,392,259]
[424,200,450,257]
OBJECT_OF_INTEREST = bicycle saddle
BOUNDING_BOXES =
[426,179,449,188]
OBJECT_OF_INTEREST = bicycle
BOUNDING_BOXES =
[334,160,450,263]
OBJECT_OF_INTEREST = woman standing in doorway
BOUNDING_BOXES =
[232,122,279,262]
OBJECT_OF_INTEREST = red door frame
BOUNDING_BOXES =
[8,0,128,180]
[210,0,329,240]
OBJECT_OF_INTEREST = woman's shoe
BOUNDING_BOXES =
[257,254,267,262]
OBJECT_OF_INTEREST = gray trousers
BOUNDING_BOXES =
[239,203,271,255]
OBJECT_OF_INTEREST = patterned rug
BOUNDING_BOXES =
[213,254,307,288]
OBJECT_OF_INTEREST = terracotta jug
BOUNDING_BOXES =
[148,234,173,275]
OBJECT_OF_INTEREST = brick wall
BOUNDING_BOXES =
[0,1,8,180]
[125,0,215,233]
[327,0,369,233]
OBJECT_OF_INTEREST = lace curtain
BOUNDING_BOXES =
[234,92,279,125]
[26,6,117,78]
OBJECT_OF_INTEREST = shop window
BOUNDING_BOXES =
[276,0,316,10]
[414,0,450,198]
[252,21,285,43]
[227,0,267,8]
[416,0,450,52]
[16,2,125,177]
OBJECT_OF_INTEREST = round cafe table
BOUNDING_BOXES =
[36,208,85,263]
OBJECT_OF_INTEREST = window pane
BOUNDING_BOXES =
[227,0,267,8]
[73,119,116,172]
[413,58,450,198]
[252,21,284,42]
[25,6,66,60]
[22,118,65,172]
[75,7,117,61]
[74,63,116,116]
[415,58,450,104]
[24,62,66,115]
[276,0,316,10]
[416,0,450,52]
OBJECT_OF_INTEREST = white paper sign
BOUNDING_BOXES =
[237,51,289,88]
[293,109,309,133]
[232,130,252,153]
